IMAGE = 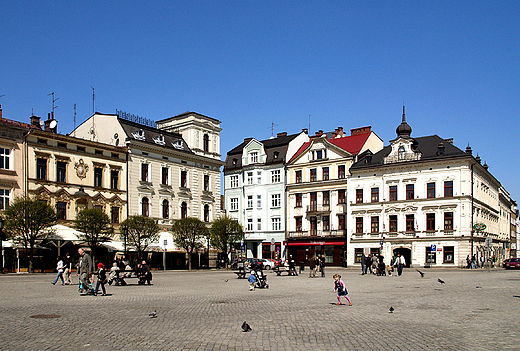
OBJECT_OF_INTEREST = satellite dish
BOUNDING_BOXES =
[49,120,57,129]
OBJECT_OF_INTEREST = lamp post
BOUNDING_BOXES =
[0,216,4,273]
[122,226,128,260]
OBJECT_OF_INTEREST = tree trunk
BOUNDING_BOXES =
[188,252,192,270]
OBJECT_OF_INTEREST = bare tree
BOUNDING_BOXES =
[2,196,57,273]
[210,215,243,267]
[74,208,113,263]
[120,215,160,261]
[171,217,208,270]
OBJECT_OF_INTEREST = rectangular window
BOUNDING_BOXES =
[309,192,317,211]
[56,161,66,183]
[427,182,436,198]
[204,174,209,191]
[257,218,262,230]
[0,148,10,169]
[338,215,345,230]
[389,185,397,201]
[389,215,397,232]
[162,167,169,185]
[257,171,261,184]
[94,149,102,155]
[406,214,415,232]
[247,195,253,209]
[181,170,187,188]
[56,202,67,220]
[323,216,330,231]
[37,158,47,180]
[355,248,364,263]
[230,198,238,211]
[271,194,281,208]
[406,184,414,200]
[444,212,453,230]
[338,189,346,204]
[426,247,437,264]
[77,146,85,152]
[355,217,363,233]
[322,191,330,205]
[338,165,345,179]
[371,187,379,202]
[247,218,253,231]
[443,246,454,263]
[295,217,303,231]
[356,189,363,203]
[111,206,119,224]
[247,172,253,185]
[272,217,281,231]
[310,169,317,182]
[0,189,10,210]
[271,170,281,183]
[322,167,329,181]
[94,167,103,187]
[111,170,119,190]
[295,170,302,183]
[427,213,435,231]
[141,164,149,182]
[257,195,261,208]
[250,152,258,163]
[230,175,238,188]
[295,193,302,207]
[371,216,379,233]
[444,181,453,197]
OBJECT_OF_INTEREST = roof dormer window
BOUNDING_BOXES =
[154,134,166,146]
[172,139,184,150]
[132,129,146,141]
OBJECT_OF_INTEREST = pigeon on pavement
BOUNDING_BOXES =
[437,278,445,284]
[416,269,425,278]
[149,310,157,318]
[389,306,395,313]
[241,321,252,332]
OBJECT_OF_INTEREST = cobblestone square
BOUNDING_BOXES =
[0,267,519,350]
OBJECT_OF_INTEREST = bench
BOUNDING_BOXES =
[111,270,138,286]
[272,266,292,276]
[233,268,250,279]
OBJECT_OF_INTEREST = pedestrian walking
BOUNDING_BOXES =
[94,263,107,296]
[319,255,325,277]
[77,248,94,294]
[367,254,373,274]
[333,274,352,306]
[51,257,65,285]
[393,253,405,276]
[63,253,72,285]
[309,255,317,278]
[361,253,367,275]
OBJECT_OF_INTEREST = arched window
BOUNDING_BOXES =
[398,146,405,160]
[203,134,209,152]
[181,202,187,218]
[204,204,210,222]
[142,197,149,217]
[162,199,169,219]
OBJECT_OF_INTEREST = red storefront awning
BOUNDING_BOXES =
[287,240,346,246]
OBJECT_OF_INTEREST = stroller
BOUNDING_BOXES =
[377,261,386,276]
[250,263,269,289]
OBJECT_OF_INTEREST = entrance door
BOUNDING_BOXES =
[393,248,411,268]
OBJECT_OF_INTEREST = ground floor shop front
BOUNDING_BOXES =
[285,238,346,266]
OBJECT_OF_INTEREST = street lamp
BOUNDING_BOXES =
[0,216,4,273]
[122,226,128,260]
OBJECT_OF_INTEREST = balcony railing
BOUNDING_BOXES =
[306,204,330,214]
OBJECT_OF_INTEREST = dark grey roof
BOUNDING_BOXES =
[119,118,193,154]
[351,135,468,170]
[156,111,221,124]
[224,133,301,171]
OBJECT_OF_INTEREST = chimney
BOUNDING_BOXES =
[465,145,472,155]
[0,104,2,119]
[30,115,41,128]
[277,132,287,138]
[437,142,445,155]
[445,138,453,145]
[315,130,323,136]
[351,126,371,136]
[244,137,253,143]
[302,128,308,134]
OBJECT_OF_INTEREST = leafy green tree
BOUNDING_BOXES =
[210,215,243,267]
[120,215,160,261]
[74,208,113,262]
[171,217,208,270]
[2,196,57,273]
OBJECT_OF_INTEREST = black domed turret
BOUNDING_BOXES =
[396,106,412,138]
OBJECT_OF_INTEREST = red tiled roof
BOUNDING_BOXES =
[288,132,371,163]
[0,117,40,130]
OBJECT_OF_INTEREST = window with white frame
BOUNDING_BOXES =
[271,193,281,208]
[272,217,281,231]
[0,188,10,210]
[230,198,238,211]
[250,151,258,163]
[257,195,261,208]
[247,218,253,231]
[257,171,261,184]
[271,170,281,183]
[247,172,253,185]
[0,148,10,170]
[247,195,253,209]
[230,175,239,188]
[257,218,261,230]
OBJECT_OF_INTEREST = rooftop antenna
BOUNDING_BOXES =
[90,86,95,114]
[48,92,59,117]
[73,103,77,130]
[269,122,279,138]
[308,114,311,134]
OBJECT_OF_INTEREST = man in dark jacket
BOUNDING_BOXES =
[361,253,367,275]
[309,256,317,278]
[140,260,152,285]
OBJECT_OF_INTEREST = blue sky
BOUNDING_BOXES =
[2,1,519,201]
